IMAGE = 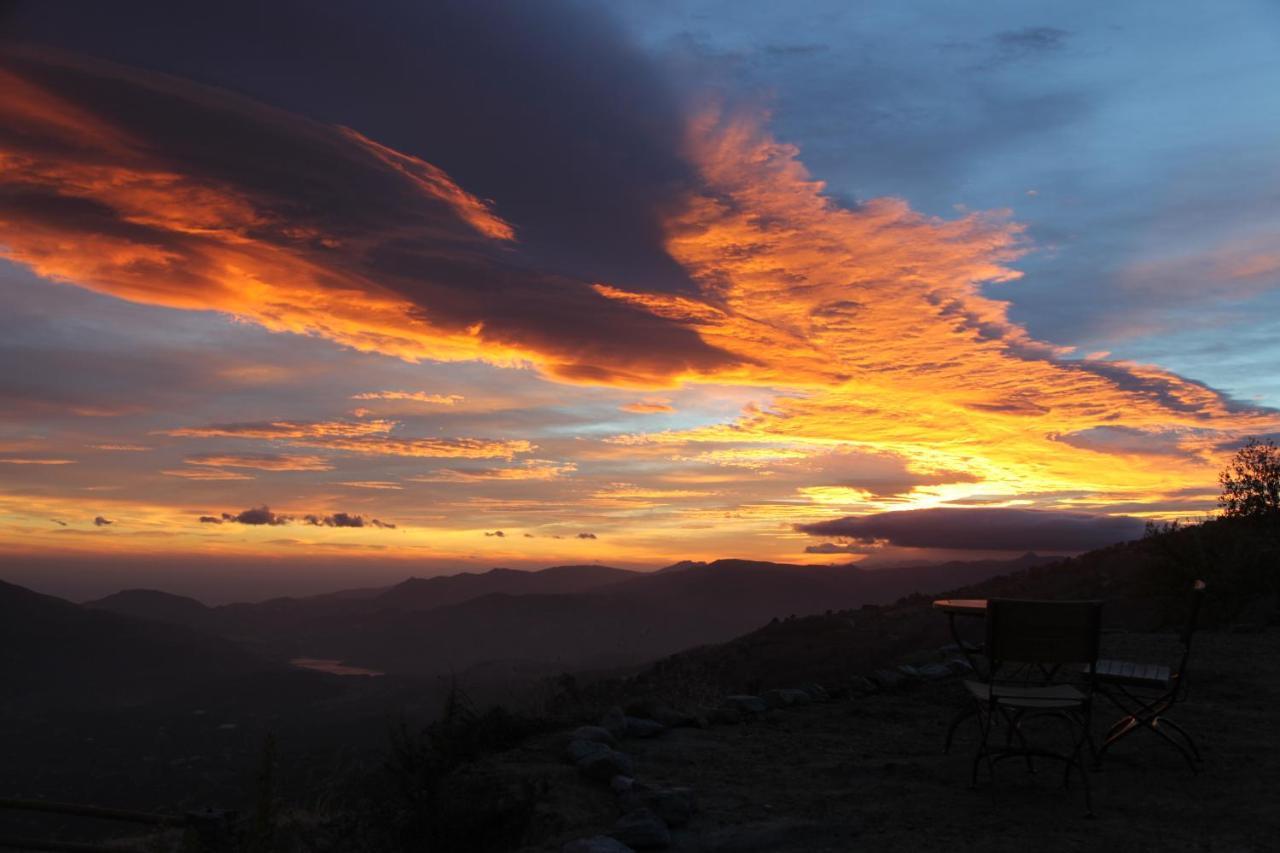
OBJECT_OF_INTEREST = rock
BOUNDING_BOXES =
[762,688,811,708]
[706,705,743,725]
[946,657,975,675]
[610,808,671,850]
[722,694,767,714]
[619,783,696,828]
[939,642,963,656]
[611,775,635,795]
[624,697,659,718]
[625,716,666,738]
[600,706,628,738]
[579,748,635,782]
[563,836,636,853]
[652,705,698,728]
[572,725,618,746]
[848,675,877,695]
[701,819,827,852]
[565,739,612,765]
[798,682,829,702]
[916,663,953,681]
[896,664,921,680]
[871,669,906,689]
[645,787,696,827]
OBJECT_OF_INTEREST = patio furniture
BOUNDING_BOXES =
[966,599,1103,815]
[1093,580,1206,772]
[933,598,987,752]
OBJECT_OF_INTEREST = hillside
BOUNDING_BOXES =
[86,555,1056,676]
[0,579,277,709]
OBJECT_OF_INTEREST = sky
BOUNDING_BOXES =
[2,1,1279,601]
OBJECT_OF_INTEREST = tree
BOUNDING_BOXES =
[1218,438,1280,523]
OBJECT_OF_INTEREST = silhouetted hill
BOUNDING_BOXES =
[0,579,278,709]
[281,554,1054,675]
[623,522,1280,698]
[85,588,214,628]
[377,564,639,610]
[73,554,1059,679]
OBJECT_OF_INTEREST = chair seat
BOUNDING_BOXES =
[1090,659,1172,688]
[964,679,1085,709]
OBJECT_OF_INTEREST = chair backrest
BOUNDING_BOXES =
[985,599,1104,668]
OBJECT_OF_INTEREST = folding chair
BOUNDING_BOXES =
[1094,580,1205,772]
[966,599,1103,816]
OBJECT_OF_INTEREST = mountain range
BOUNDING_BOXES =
[78,553,1057,677]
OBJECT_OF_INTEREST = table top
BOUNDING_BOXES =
[931,598,988,615]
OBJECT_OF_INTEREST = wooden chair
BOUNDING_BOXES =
[1093,580,1206,771]
[966,599,1103,816]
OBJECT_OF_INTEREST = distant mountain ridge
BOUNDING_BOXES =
[83,554,1059,677]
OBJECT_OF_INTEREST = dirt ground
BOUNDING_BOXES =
[504,627,1280,852]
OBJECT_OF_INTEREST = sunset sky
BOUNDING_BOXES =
[3,1,1279,600]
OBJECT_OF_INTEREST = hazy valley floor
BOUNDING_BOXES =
[496,628,1280,852]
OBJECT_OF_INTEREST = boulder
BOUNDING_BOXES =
[762,688,811,709]
[563,836,636,853]
[644,786,696,827]
[565,739,612,765]
[946,657,975,675]
[600,706,628,738]
[611,775,635,795]
[896,664,921,680]
[572,725,618,746]
[610,808,671,850]
[848,675,877,695]
[871,669,906,689]
[916,663,953,681]
[579,748,635,782]
[625,717,667,738]
[722,694,767,714]
[798,683,829,702]
[652,705,699,728]
[706,705,743,725]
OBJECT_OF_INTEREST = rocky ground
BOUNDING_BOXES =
[477,627,1280,853]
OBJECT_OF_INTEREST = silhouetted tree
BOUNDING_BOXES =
[1219,438,1280,523]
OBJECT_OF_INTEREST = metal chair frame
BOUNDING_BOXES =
[967,599,1103,816]
[1094,580,1205,772]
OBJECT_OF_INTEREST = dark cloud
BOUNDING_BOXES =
[576,532,597,539]
[221,506,291,526]
[796,507,1145,552]
[302,512,396,529]
[0,3,736,386]
[484,530,505,537]
[93,516,112,526]
[803,541,877,555]
[199,516,222,524]
[50,518,66,527]
[1050,426,1190,457]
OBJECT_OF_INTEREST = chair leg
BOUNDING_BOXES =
[1158,717,1202,763]
[1149,718,1201,773]
[944,705,977,754]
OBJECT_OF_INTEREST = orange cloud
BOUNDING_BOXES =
[161,468,254,481]
[591,107,1280,508]
[409,460,576,482]
[166,419,532,460]
[184,453,335,472]
[0,457,76,465]
[0,50,733,387]
[351,391,464,405]
[621,398,675,413]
